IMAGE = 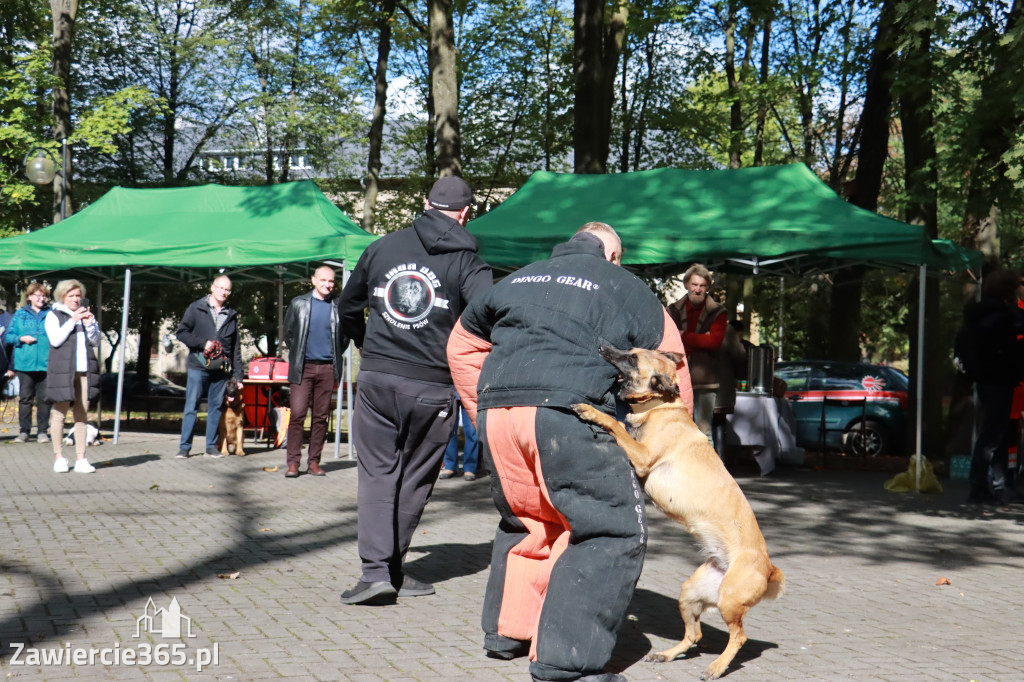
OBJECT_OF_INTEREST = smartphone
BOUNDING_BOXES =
[81,298,90,310]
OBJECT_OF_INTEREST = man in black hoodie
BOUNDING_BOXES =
[338,176,492,605]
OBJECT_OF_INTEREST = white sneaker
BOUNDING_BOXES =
[53,457,70,473]
[73,459,96,474]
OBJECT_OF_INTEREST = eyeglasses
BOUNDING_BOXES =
[213,285,232,293]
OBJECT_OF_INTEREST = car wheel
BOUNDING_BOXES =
[845,420,888,457]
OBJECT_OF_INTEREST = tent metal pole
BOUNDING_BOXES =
[915,265,926,491]
[277,279,284,355]
[344,268,354,460]
[777,277,784,362]
[113,269,132,444]
[95,280,103,430]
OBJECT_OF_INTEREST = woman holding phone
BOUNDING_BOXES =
[45,279,101,473]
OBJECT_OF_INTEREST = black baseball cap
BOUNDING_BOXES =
[427,176,475,211]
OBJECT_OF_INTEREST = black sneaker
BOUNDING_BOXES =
[395,575,435,597]
[176,449,190,459]
[485,636,530,660]
[340,580,398,606]
[204,448,224,458]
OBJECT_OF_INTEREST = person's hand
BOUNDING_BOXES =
[72,307,91,323]
[19,335,36,345]
[237,381,244,390]
[5,370,13,378]
[204,340,215,352]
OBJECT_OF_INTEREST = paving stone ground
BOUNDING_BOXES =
[1,419,1022,681]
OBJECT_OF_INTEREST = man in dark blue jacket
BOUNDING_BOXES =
[175,275,244,458]
[338,176,492,605]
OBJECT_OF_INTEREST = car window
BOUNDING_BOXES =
[812,364,900,392]
[880,367,909,391]
[775,364,811,390]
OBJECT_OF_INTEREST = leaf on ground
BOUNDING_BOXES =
[149,484,159,490]
[263,466,278,472]
[936,576,952,586]
[259,528,271,532]
[217,572,240,580]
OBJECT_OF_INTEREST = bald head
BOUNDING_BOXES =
[210,275,232,306]
[311,265,336,299]
[576,222,622,265]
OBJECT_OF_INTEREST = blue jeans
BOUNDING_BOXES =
[970,382,1014,497]
[443,402,478,474]
[179,367,228,452]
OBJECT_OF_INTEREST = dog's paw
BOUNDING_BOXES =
[571,403,599,422]
[645,653,669,663]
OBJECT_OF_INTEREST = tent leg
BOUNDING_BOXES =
[113,269,132,445]
[95,280,103,431]
[915,265,926,491]
[342,268,355,461]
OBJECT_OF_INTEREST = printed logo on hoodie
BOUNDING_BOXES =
[373,263,450,330]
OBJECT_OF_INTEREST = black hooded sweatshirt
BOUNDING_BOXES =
[338,208,492,384]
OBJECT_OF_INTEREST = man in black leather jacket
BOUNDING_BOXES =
[282,265,348,478]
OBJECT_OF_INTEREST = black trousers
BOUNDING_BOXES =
[352,370,455,584]
[480,406,646,680]
[17,370,51,436]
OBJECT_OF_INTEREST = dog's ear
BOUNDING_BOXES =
[650,372,680,397]
[660,350,686,366]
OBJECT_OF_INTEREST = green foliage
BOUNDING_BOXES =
[0,46,55,235]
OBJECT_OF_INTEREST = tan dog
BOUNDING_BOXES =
[573,344,784,680]
[217,382,246,456]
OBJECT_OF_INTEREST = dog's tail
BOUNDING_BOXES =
[764,564,785,600]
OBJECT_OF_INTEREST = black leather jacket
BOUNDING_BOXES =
[282,291,347,384]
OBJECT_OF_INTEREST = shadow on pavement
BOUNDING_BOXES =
[613,587,778,673]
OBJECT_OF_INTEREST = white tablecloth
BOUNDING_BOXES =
[725,392,804,476]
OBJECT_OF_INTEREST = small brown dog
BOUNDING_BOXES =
[217,382,246,456]
[573,344,784,680]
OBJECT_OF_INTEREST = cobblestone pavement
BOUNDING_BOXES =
[1,421,1022,681]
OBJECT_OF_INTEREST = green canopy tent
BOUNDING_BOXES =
[468,164,983,473]
[0,180,377,450]
[468,163,976,277]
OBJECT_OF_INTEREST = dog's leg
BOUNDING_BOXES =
[571,403,658,476]
[700,554,771,679]
[219,420,229,455]
[236,419,246,456]
[648,560,723,664]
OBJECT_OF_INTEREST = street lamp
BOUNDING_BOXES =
[23,139,69,222]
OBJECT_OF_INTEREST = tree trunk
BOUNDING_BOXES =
[279,0,306,184]
[135,302,156,381]
[753,16,772,167]
[959,0,1021,261]
[573,0,627,174]
[828,0,899,362]
[49,0,76,222]
[899,0,942,456]
[364,0,395,232]
[427,0,460,176]
[574,0,605,173]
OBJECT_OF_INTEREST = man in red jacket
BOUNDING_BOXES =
[668,263,726,443]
